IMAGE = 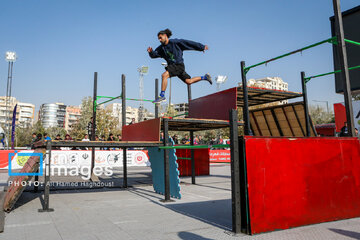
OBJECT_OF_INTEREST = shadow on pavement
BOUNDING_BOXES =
[329,228,360,239]
[178,231,214,240]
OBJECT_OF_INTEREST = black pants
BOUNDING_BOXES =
[166,63,191,83]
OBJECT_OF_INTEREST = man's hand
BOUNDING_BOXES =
[203,45,209,52]
[147,47,153,53]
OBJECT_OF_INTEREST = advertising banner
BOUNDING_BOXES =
[0,150,150,170]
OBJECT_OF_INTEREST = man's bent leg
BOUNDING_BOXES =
[185,74,212,85]
[161,71,170,91]
[185,77,202,85]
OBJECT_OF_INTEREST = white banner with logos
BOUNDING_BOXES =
[6,150,150,170]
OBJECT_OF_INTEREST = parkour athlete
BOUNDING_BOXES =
[148,28,212,103]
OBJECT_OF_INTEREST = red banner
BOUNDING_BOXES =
[209,150,230,163]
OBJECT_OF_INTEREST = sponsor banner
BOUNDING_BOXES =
[0,150,150,170]
[209,150,230,163]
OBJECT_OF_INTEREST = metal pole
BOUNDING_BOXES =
[162,118,171,201]
[229,109,241,233]
[241,61,252,136]
[169,77,172,107]
[90,72,97,176]
[190,131,195,184]
[5,62,12,149]
[187,85,192,102]
[122,74,128,188]
[333,0,355,137]
[155,78,159,118]
[301,72,311,137]
[39,141,54,212]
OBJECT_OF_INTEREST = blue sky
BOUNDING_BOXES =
[0,0,359,113]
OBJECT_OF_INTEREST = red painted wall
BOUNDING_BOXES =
[122,118,161,141]
[176,148,209,176]
[188,87,237,121]
[244,136,360,234]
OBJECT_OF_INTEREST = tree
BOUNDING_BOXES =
[70,96,121,140]
[309,105,335,125]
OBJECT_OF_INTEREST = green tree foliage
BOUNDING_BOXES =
[70,96,121,140]
[309,105,335,125]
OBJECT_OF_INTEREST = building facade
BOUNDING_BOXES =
[18,102,35,128]
[173,103,188,117]
[247,77,288,91]
[105,103,154,125]
[0,96,35,129]
[65,106,81,131]
[39,103,66,128]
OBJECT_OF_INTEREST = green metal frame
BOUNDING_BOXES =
[159,144,230,150]
[94,95,154,112]
[305,65,360,83]
[243,36,360,75]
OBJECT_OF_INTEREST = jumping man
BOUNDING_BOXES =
[148,29,212,103]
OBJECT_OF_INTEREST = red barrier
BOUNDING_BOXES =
[244,136,360,234]
[209,150,230,163]
[122,118,161,141]
[188,87,237,121]
[176,148,209,176]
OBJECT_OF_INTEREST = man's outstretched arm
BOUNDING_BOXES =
[147,46,161,58]
[175,39,208,52]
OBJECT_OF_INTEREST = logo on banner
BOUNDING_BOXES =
[134,152,146,165]
[107,153,120,164]
[8,151,43,176]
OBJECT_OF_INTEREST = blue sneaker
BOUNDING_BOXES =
[152,96,166,104]
[205,73,213,85]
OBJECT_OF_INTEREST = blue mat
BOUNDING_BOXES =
[147,138,181,199]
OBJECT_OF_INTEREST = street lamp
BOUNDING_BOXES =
[138,66,148,122]
[5,51,17,150]
[313,100,329,113]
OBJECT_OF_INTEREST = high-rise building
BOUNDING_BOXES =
[18,102,35,128]
[65,106,81,131]
[0,96,35,129]
[0,96,19,128]
[39,103,66,128]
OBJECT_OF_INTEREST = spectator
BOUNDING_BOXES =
[54,134,62,141]
[117,134,122,141]
[44,133,51,141]
[107,133,115,141]
[82,134,90,142]
[100,135,106,141]
[181,134,190,145]
[160,131,164,141]
[340,122,348,137]
[129,118,136,125]
[198,135,204,145]
[31,133,37,143]
[64,134,72,141]
[194,135,199,145]
[95,135,99,141]
[355,128,359,139]
[36,133,43,142]
[81,134,90,150]
[209,137,218,145]
[172,135,179,144]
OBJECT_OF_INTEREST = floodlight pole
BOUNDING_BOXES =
[5,52,17,150]
[333,0,355,137]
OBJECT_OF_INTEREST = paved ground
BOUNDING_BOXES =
[1,164,360,240]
